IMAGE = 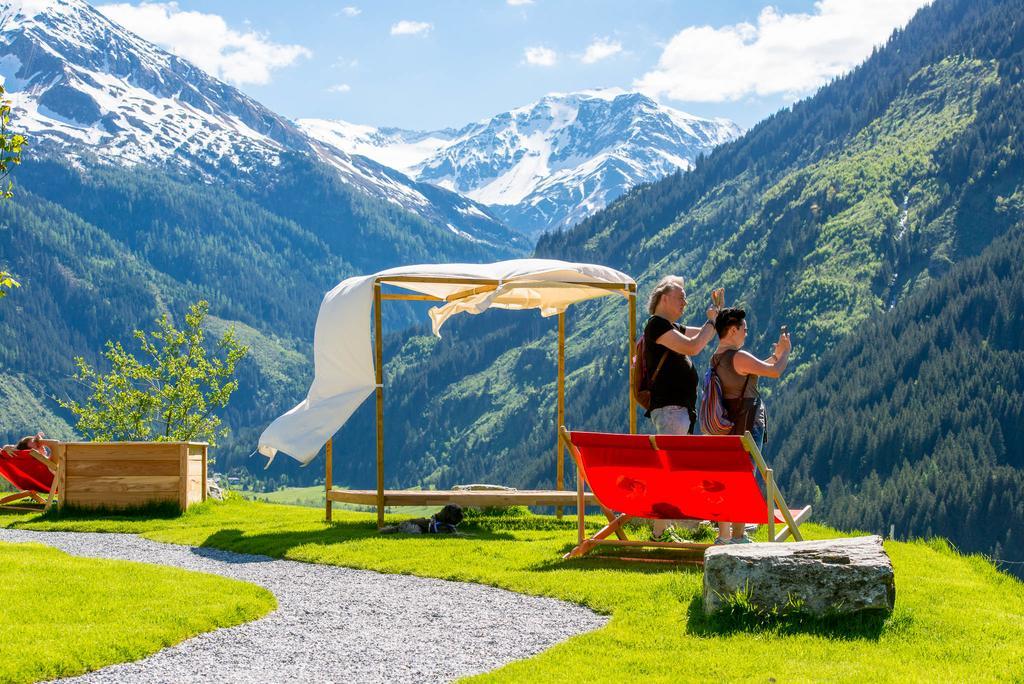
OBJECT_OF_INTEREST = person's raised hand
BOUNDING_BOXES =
[712,287,725,309]
[774,331,792,356]
[706,305,718,323]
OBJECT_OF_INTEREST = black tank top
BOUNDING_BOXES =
[643,315,698,411]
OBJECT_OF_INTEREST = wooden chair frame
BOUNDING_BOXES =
[558,427,811,562]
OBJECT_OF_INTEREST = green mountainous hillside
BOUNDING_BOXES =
[772,225,1024,567]
[0,153,526,462]
[316,0,1024,570]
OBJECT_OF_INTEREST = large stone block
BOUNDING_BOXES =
[703,535,895,616]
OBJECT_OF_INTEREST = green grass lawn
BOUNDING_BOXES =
[0,540,275,684]
[239,484,327,508]
[3,497,1022,682]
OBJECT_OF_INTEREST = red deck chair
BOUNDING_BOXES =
[0,447,59,512]
[559,427,811,562]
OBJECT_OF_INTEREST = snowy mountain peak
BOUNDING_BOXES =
[299,89,742,236]
[0,0,522,251]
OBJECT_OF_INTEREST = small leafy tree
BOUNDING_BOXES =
[60,301,249,445]
[0,83,25,298]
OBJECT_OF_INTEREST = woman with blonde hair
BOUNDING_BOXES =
[643,275,719,540]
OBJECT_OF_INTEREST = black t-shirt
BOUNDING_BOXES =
[643,315,698,411]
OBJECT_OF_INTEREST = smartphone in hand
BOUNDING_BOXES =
[781,325,789,335]
[711,288,725,309]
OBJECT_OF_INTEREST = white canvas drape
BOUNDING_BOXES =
[258,259,634,465]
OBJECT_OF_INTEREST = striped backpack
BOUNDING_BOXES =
[700,353,751,436]
[699,362,734,435]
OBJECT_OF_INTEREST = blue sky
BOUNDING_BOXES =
[97,0,931,131]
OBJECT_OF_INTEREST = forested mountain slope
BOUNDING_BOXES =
[771,226,1024,566]
[314,0,1024,571]
[0,153,522,464]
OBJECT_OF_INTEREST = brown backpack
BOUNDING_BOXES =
[631,334,668,411]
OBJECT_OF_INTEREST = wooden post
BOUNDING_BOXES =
[201,444,208,502]
[741,431,803,541]
[325,437,333,522]
[178,443,188,512]
[374,281,385,529]
[556,311,565,519]
[55,442,66,511]
[628,286,637,434]
[558,426,584,545]
[766,468,775,541]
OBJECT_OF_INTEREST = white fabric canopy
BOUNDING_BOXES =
[258,259,635,465]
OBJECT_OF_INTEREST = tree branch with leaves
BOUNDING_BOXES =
[59,301,249,446]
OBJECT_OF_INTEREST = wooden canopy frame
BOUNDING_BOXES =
[325,274,638,527]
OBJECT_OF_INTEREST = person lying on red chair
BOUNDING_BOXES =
[1,431,52,459]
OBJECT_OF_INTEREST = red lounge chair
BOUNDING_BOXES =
[558,428,811,562]
[0,448,59,512]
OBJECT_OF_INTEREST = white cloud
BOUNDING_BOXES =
[581,37,622,64]
[97,2,311,86]
[390,20,432,36]
[635,0,931,103]
[327,83,351,93]
[332,57,359,69]
[340,6,360,17]
[507,0,534,5]
[524,46,557,67]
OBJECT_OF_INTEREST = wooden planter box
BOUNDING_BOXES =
[54,441,208,511]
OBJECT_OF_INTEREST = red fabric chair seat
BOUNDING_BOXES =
[0,449,55,494]
[570,431,767,523]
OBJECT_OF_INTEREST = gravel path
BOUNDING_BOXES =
[0,529,607,683]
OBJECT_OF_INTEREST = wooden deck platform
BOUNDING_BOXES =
[327,488,598,508]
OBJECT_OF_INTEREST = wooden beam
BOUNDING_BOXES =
[374,282,385,529]
[327,487,599,507]
[628,288,637,434]
[559,426,586,542]
[591,539,710,550]
[178,444,188,511]
[380,294,444,302]
[325,437,333,523]
[576,454,585,545]
[446,284,498,302]
[201,444,208,503]
[556,311,565,519]
[774,506,813,542]
[377,274,632,291]
[56,442,66,511]
[378,276,502,285]
[742,431,803,541]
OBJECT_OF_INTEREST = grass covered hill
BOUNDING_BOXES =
[2,498,1023,682]
[310,0,1024,573]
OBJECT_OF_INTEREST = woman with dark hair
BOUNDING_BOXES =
[643,276,720,540]
[710,307,791,544]
[1,431,51,459]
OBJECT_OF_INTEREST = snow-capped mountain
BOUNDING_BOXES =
[0,0,525,252]
[299,89,742,237]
